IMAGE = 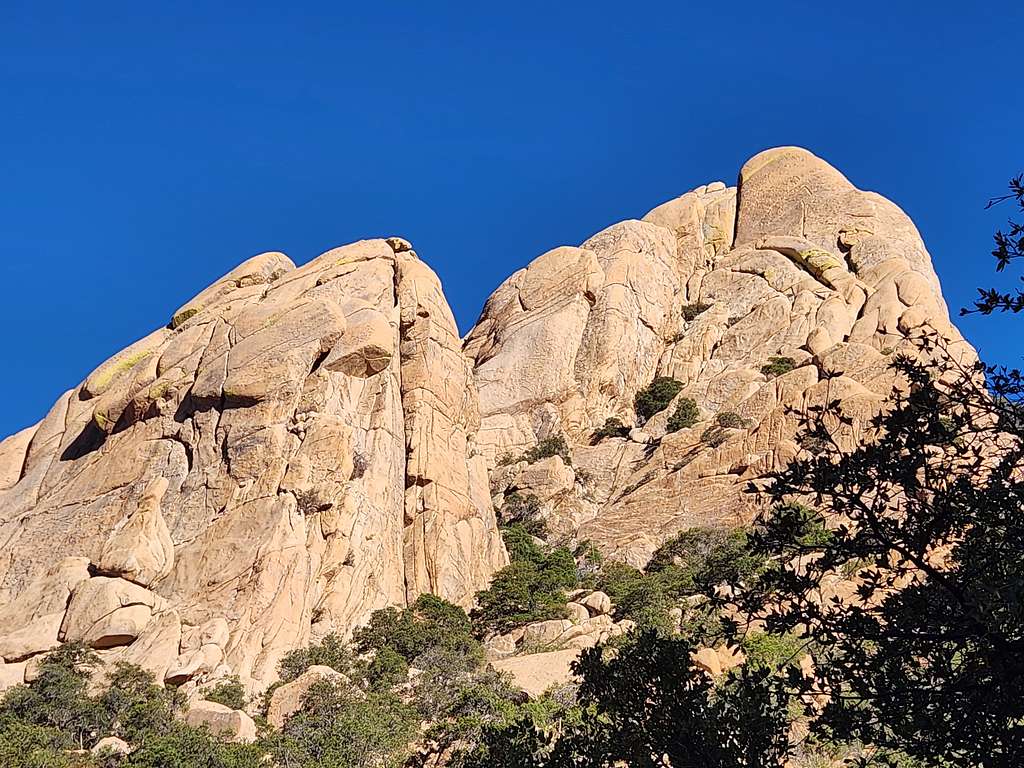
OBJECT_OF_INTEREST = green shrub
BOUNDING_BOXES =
[681,302,711,321]
[715,411,746,429]
[574,540,604,586]
[591,417,630,443]
[0,719,76,768]
[500,435,573,467]
[354,594,481,669]
[756,502,834,551]
[366,647,409,691]
[647,526,766,594]
[700,426,728,447]
[266,680,417,768]
[496,452,517,466]
[740,632,806,672]
[202,675,246,711]
[0,650,262,768]
[522,435,572,465]
[634,377,684,422]
[499,493,547,538]
[95,663,180,743]
[0,643,102,751]
[760,356,796,378]
[473,539,579,635]
[120,722,263,768]
[612,577,674,635]
[666,397,699,432]
[279,633,355,683]
[501,523,547,564]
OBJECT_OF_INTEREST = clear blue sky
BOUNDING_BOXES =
[2,2,1022,438]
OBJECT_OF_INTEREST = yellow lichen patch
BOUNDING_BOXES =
[147,379,173,402]
[88,349,154,396]
[799,248,845,274]
[92,405,116,431]
[170,306,200,329]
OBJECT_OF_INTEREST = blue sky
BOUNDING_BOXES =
[1,2,1022,437]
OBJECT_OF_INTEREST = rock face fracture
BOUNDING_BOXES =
[0,147,972,694]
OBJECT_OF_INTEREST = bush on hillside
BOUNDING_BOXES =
[647,526,765,593]
[522,435,572,465]
[666,398,700,432]
[353,594,482,670]
[634,377,684,422]
[279,633,355,683]
[202,675,246,711]
[681,302,711,322]
[590,417,630,443]
[265,680,417,768]
[473,529,579,635]
[499,493,547,538]
[715,411,747,429]
[760,356,796,378]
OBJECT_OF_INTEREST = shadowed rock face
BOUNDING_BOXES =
[0,238,506,689]
[0,146,972,693]
[465,147,973,566]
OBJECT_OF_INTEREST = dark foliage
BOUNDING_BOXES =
[202,675,246,711]
[265,680,417,768]
[716,411,748,429]
[472,528,578,635]
[0,647,260,768]
[964,174,1024,315]
[634,377,684,422]
[522,435,572,465]
[760,356,796,378]
[498,492,547,538]
[666,397,700,432]
[590,417,630,443]
[681,302,712,321]
[736,338,1024,766]
[353,593,482,669]
[465,632,792,767]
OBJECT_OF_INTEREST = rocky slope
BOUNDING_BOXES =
[0,146,971,698]
[0,238,506,692]
[469,146,972,566]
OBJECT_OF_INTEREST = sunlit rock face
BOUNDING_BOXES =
[465,147,972,567]
[0,237,506,691]
[0,146,971,695]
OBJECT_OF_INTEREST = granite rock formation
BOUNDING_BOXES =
[0,238,506,692]
[465,146,972,565]
[0,146,971,699]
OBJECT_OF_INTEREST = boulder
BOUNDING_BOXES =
[521,619,573,646]
[91,736,131,756]
[580,591,612,616]
[564,602,590,624]
[59,577,162,649]
[267,665,352,728]
[0,557,91,661]
[96,476,174,587]
[512,456,575,502]
[0,660,26,693]
[690,644,745,677]
[184,701,257,743]
[491,649,581,698]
